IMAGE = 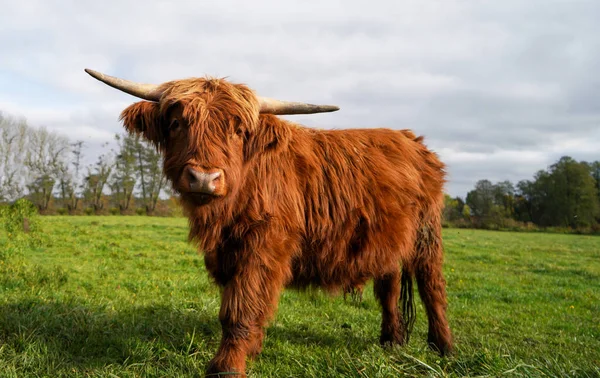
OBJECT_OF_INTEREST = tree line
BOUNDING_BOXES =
[2,110,599,232]
[0,111,175,216]
[444,156,600,233]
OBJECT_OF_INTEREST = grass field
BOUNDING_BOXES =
[0,216,599,377]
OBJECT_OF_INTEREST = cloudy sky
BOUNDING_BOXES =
[1,0,598,196]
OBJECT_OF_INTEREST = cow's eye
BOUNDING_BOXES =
[170,119,180,131]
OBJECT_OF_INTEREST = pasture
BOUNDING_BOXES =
[0,216,598,377]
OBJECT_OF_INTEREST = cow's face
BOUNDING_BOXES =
[120,78,260,203]
[85,69,338,204]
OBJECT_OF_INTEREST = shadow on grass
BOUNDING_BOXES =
[0,300,217,364]
[0,298,378,372]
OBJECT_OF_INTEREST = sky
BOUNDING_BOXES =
[1,0,599,197]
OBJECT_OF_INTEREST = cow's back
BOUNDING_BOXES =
[283,125,445,290]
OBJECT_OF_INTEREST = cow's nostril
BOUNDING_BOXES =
[209,171,221,183]
[187,167,199,185]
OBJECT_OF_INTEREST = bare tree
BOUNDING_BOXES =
[110,134,137,213]
[134,138,168,214]
[141,142,168,215]
[57,141,85,213]
[25,126,70,211]
[0,112,28,202]
[82,148,113,213]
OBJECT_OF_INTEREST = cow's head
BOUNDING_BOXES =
[85,69,338,204]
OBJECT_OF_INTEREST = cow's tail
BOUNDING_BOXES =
[400,264,416,343]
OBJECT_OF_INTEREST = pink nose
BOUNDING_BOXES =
[187,167,222,194]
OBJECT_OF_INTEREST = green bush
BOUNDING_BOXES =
[1,199,39,235]
[1,199,43,259]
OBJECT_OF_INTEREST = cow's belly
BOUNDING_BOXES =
[286,248,372,293]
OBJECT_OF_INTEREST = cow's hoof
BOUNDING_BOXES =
[205,360,246,377]
[427,334,454,357]
[379,328,405,347]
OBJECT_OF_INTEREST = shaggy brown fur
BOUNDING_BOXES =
[119,77,453,376]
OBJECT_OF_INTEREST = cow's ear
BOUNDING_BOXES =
[119,101,165,148]
[243,115,290,161]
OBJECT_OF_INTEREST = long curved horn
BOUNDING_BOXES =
[258,97,340,115]
[84,69,163,101]
[85,68,340,113]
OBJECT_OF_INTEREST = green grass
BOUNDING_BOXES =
[0,216,599,377]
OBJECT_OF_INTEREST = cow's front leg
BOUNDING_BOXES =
[206,261,286,377]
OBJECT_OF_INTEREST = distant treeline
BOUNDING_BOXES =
[1,111,177,216]
[444,156,600,234]
[2,111,599,232]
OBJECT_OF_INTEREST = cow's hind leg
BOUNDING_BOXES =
[374,270,405,346]
[414,223,453,356]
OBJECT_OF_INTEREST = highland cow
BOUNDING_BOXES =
[85,68,453,376]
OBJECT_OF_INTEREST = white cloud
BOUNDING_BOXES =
[1,0,599,196]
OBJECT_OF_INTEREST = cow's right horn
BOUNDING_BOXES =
[84,69,163,102]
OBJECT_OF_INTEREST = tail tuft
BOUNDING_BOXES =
[400,267,416,343]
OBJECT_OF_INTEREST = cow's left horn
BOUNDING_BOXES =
[84,69,163,101]
[258,97,340,115]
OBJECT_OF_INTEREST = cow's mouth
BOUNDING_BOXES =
[183,191,221,205]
